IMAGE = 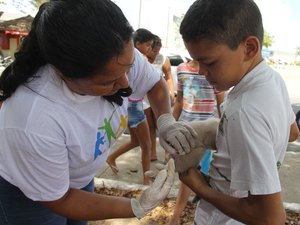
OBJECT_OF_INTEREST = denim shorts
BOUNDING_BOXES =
[127,100,146,128]
[0,176,94,225]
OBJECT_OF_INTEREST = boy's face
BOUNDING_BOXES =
[185,38,249,91]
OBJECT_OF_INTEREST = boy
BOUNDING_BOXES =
[168,59,224,225]
[178,0,300,224]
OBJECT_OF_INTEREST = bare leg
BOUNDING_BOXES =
[144,107,157,161]
[132,119,152,185]
[106,127,139,173]
[168,182,193,225]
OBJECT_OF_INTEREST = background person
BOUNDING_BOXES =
[178,0,300,224]
[147,35,175,105]
[106,28,156,184]
[146,35,176,162]
[0,1,196,224]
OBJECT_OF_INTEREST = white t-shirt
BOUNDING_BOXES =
[0,49,160,201]
[152,53,165,76]
[194,60,295,224]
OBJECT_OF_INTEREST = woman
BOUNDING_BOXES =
[147,35,175,161]
[0,0,196,224]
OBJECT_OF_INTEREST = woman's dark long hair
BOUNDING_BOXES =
[0,0,134,105]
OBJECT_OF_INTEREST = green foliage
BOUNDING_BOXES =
[294,46,300,63]
[263,31,274,49]
[296,46,300,57]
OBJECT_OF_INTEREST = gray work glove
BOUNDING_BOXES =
[174,118,220,173]
[131,159,175,219]
[157,113,197,155]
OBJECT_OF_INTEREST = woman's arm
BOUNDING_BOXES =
[148,77,197,155]
[42,188,134,220]
[42,158,176,221]
[147,77,172,118]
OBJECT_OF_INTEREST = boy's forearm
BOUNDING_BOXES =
[181,169,285,225]
[197,186,285,225]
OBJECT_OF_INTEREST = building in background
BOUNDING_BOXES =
[0,15,32,58]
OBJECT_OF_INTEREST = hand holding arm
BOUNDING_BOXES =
[174,118,219,172]
[148,78,197,155]
[157,113,197,155]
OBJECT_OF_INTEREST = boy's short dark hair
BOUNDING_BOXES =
[180,0,264,50]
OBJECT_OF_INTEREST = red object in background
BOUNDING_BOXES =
[0,33,9,49]
[0,31,28,49]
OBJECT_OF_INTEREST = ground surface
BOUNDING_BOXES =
[88,188,300,225]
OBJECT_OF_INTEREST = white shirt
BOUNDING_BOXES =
[143,53,166,109]
[0,49,160,201]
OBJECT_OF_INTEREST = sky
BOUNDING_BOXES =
[114,0,300,54]
[1,0,299,54]
[183,0,300,53]
[255,0,300,53]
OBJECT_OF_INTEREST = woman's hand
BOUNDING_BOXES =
[131,159,175,219]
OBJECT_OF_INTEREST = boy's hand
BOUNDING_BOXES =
[179,167,209,195]
[131,159,175,219]
[157,113,197,155]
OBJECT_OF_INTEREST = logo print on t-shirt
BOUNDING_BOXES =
[94,131,106,159]
[94,110,128,160]
[98,109,117,147]
[115,114,128,138]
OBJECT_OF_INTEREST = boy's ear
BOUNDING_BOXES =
[243,36,260,61]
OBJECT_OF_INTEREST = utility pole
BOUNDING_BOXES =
[165,2,171,48]
[138,0,142,28]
